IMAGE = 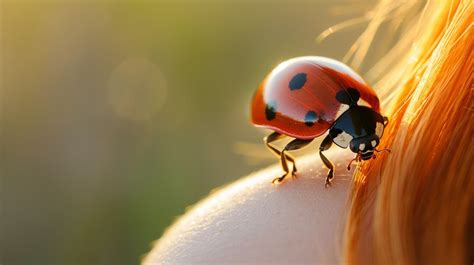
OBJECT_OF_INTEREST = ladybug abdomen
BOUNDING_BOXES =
[251,56,379,140]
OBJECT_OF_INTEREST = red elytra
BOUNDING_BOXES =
[251,56,380,140]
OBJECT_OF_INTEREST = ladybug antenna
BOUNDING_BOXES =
[375,148,391,153]
[347,153,361,171]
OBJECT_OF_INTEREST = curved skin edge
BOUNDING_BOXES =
[142,149,354,265]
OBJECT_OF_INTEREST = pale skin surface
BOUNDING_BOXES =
[143,149,354,265]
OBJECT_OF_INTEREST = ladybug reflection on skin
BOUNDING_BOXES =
[251,56,390,187]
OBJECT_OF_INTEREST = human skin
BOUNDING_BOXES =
[143,149,354,265]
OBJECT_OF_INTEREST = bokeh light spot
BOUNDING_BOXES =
[107,58,167,121]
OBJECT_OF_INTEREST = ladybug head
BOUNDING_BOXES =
[330,108,389,160]
[348,117,389,160]
[349,134,380,160]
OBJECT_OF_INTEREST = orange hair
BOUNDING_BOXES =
[342,0,473,264]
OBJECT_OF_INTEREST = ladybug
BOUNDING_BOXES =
[251,56,389,186]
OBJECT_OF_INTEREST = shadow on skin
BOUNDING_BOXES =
[143,149,354,265]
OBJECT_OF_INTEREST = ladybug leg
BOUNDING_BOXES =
[282,139,313,175]
[264,132,296,174]
[273,139,313,184]
[319,135,334,188]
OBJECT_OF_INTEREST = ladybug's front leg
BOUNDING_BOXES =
[319,135,334,187]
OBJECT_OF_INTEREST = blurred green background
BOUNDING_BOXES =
[2,1,377,264]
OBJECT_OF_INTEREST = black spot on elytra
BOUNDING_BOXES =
[289,73,307,90]
[265,101,277,121]
[304,111,318,127]
[336,88,360,106]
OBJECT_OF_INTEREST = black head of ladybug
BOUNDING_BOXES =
[329,98,388,160]
[349,133,380,160]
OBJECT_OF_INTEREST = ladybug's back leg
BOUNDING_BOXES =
[272,138,313,184]
[264,132,294,164]
[264,132,296,179]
